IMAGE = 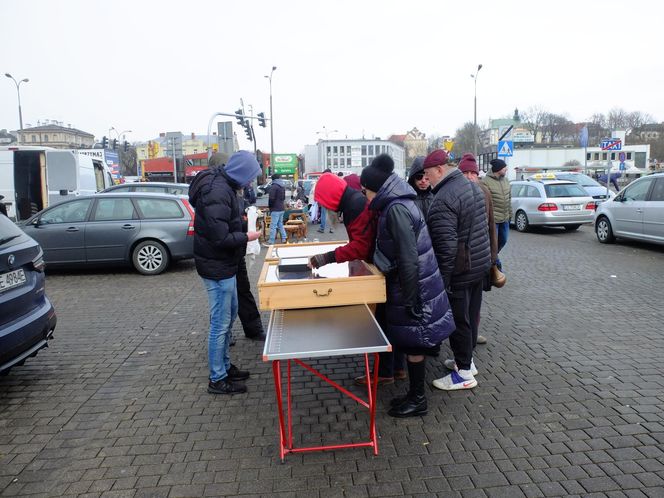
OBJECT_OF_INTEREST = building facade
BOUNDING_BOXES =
[389,127,428,167]
[17,121,95,149]
[305,139,406,178]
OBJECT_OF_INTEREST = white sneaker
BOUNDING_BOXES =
[432,369,478,391]
[443,359,478,376]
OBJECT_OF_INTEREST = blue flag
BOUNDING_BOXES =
[579,126,589,148]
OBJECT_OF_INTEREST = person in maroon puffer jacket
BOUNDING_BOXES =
[308,173,377,268]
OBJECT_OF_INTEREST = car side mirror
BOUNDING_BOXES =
[31,218,40,226]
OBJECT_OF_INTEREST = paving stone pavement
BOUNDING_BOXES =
[1,222,664,498]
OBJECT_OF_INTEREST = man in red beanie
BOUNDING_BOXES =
[308,173,377,269]
[423,149,491,391]
[457,153,498,346]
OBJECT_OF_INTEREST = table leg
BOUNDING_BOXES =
[272,360,287,462]
[369,353,380,455]
[287,359,293,449]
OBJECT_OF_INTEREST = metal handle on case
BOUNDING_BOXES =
[313,288,333,297]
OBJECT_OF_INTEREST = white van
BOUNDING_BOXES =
[0,146,114,221]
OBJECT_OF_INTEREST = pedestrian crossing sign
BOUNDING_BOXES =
[498,140,513,157]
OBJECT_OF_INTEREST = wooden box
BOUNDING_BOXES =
[264,240,348,262]
[258,259,386,311]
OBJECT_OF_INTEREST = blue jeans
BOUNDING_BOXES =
[495,221,509,270]
[268,211,287,244]
[319,206,327,230]
[202,276,238,382]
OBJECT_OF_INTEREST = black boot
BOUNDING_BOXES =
[388,359,427,418]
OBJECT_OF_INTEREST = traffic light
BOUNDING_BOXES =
[112,139,118,150]
[244,123,253,142]
[123,141,129,152]
[235,109,245,127]
[102,136,108,149]
[257,112,266,128]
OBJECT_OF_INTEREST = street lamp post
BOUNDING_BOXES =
[265,66,277,173]
[470,64,483,156]
[5,73,29,143]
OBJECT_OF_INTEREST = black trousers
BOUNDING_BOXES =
[236,256,264,338]
[448,280,484,371]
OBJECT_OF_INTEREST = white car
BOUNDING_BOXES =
[510,179,596,232]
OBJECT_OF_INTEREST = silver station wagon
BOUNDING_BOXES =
[20,193,194,275]
[595,172,664,246]
[510,179,596,232]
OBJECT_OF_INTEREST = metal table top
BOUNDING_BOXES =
[262,304,391,361]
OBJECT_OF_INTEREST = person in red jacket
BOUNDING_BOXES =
[308,173,377,268]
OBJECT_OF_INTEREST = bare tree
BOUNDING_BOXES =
[541,113,574,143]
[427,134,443,153]
[521,106,548,142]
[452,123,479,157]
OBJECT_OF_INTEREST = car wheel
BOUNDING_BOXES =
[132,240,170,275]
[515,211,529,232]
[595,216,615,244]
[564,224,581,231]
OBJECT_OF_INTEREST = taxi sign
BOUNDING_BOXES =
[530,173,556,180]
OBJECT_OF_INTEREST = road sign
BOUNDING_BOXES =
[497,140,513,157]
[600,138,622,151]
[619,162,626,171]
[273,154,298,174]
[443,139,454,152]
[619,151,626,162]
[448,152,455,161]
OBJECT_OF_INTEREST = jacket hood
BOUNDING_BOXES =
[369,173,416,212]
[314,173,347,211]
[272,178,286,187]
[224,151,260,187]
[407,156,425,181]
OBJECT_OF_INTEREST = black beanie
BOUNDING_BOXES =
[361,154,394,192]
[490,158,507,172]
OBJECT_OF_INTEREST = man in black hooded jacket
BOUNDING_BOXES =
[407,156,433,216]
[189,151,261,395]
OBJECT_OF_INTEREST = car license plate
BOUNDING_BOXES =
[0,269,27,292]
[562,204,581,211]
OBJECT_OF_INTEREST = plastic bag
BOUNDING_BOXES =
[245,206,260,257]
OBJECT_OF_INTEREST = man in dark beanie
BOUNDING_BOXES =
[481,158,511,271]
[361,154,455,417]
[407,156,433,216]
[423,149,491,391]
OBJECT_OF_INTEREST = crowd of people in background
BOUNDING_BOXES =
[189,149,508,417]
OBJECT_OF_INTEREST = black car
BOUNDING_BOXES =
[0,215,57,374]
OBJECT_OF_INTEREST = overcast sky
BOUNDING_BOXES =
[2,0,662,153]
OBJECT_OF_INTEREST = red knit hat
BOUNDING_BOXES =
[458,153,479,174]
[314,173,346,211]
[423,149,449,169]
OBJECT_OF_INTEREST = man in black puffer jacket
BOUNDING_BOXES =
[422,149,491,392]
[189,151,261,395]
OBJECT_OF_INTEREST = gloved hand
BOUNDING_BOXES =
[308,251,335,269]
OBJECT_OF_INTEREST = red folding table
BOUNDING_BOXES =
[262,304,391,462]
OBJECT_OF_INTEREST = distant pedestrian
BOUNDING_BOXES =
[481,159,511,271]
[423,150,491,391]
[458,153,498,346]
[361,154,455,417]
[189,151,262,395]
[407,156,433,216]
[318,169,333,233]
[266,174,287,245]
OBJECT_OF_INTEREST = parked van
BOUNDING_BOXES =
[0,146,114,221]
